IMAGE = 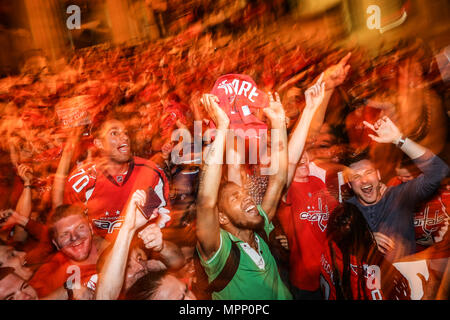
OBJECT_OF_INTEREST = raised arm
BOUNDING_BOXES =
[196,94,229,261]
[363,116,449,202]
[307,52,351,138]
[363,116,427,159]
[286,74,325,189]
[286,53,351,189]
[52,128,82,208]
[96,190,148,300]
[138,224,185,270]
[12,164,34,242]
[260,92,288,222]
[15,164,33,219]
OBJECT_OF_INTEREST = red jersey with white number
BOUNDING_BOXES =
[320,242,385,300]
[64,157,170,240]
[387,178,450,252]
[320,242,411,300]
[280,176,338,291]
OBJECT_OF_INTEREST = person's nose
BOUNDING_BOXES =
[360,174,369,184]
[132,259,146,273]
[69,231,79,243]
[137,260,146,272]
[120,131,129,142]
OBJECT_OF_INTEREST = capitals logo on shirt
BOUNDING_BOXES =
[414,193,449,246]
[298,197,330,232]
[92,218,124,234]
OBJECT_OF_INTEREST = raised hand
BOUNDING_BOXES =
[137,223,164,252]
[305,73,325,111]
[323,52,351,90]
[0,209,28,231]
[363,116,403,144]
[65,126,84,150]
[17,164,33,185]
[263,92,286,126]
[122,189,149,232]
[373,232,395,255]
[0,209,14,231]
[200,94,229,129]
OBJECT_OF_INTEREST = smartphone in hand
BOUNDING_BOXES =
[136,187,161,221]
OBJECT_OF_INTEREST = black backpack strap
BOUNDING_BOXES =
[208,239,241,293]
[255,227,293,293]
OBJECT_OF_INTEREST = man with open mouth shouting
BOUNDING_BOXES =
[194,92,292,300]
[343,116,449,262]
[63,118,170,241]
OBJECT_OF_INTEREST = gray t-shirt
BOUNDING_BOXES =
[346,152,449,261]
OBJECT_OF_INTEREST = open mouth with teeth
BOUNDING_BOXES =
[70,239,86,248]
[361,184,373,194]
[118,144,129,153]
[65,238,89,256]
[242,200,258,216]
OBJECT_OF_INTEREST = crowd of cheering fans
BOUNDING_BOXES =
[0,1,449,300]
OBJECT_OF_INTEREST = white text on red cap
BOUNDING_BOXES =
[218,79,259,103]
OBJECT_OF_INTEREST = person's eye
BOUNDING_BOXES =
[60,233,69,241]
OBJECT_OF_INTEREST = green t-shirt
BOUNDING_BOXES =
[198,205,293,300]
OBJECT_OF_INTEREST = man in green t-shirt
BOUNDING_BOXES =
[195,92,293,300]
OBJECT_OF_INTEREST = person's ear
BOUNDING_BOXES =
[52,239,60,251]
[93,138,103,150]
[218,211,229,226]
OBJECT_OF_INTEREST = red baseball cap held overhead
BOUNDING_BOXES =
[209,74,269,139]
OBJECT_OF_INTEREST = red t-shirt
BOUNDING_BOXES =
[279,176,338,291]
[29,251,98,298]
[387,178,450,252]
[64,157,170,240]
